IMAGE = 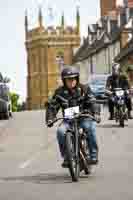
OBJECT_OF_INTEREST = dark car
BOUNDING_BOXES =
[88,74,109,100]
[0,83,12,119]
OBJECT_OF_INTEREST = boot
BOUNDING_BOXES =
[88,152,98,165]
[89,157,98,165]
[61,158,69,168]
[128,111,133,119]
[108,112,114,120]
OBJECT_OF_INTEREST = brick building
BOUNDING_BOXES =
[100,0,116,16]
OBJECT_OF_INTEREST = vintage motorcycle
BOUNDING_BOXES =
[51,105,100,182]
[105,88,130,127]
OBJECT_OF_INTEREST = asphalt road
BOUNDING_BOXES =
[0,108,133,200]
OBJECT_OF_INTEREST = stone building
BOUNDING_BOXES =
[72,1,133,81]
[25,8,80,110]
[101,0,133,17]
[73,16,122,78]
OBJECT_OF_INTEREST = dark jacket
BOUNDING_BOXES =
[45,84,99,123]
[106,74,130,91]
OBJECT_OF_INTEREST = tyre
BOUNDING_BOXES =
[80,139,91,175]
[9,112,12,118]
[119,108,124,127]
[4,111,9,120]
[65,131,79,182]
[120,118,124,127]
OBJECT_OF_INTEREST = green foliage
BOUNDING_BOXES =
[0,73,3,82]
[10,93,19,112]
[10,92,26,112]
[17,102,26,111]
[0,73,10,83]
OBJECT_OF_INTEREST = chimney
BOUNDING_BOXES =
[107,17,111,33]
[88,33,93,45]
[118,11,122,27]
[97,29,101,39]
[121,18,133,48]
[126,7,130,22]
[97,20,102,39]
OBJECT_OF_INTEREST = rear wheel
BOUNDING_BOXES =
[65,132,79,182]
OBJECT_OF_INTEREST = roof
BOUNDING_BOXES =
[115,38,133,62]
[72,39,89,63]
[73,10,129,64]
[73,27,121,63]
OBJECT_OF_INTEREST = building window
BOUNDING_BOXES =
[56,51,64,72]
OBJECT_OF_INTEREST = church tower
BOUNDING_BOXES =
[25,8,81,110]
[100,0,116,16]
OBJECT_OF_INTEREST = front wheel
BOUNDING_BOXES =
[65,132,79,182]
[119,107,125,127]
[120,118,124,127]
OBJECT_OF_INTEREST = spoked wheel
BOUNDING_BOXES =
[120,118,124,127]
[80,151,91,175]
[80,139,91,175]
[65,131,79,182]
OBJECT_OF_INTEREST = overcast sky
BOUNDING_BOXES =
[0,0,100,101]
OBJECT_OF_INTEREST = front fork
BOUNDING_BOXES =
[115,105,128,122]
[74,120,79,165]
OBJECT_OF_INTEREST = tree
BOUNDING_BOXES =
[10,93,19,112]
[0,73,10,83]
[0,73,3,82]
[17,101,26,111]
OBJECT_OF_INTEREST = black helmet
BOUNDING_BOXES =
[61,66,80,80]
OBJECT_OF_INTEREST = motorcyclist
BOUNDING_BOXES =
[45,66,100,168]
[106,62,133,120]
[127,65,133,87]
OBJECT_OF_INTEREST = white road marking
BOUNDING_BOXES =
[19,155,41,169]
[19,139,55,169]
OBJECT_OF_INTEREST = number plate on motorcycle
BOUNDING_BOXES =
[64,106,79,119]
[115,90,124,97]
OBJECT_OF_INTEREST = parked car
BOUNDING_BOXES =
[0,83,12,119]
[88,74,109,100]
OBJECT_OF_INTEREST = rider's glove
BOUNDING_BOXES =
[47,120,54,128]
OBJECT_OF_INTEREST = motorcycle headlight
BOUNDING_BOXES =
[79,128,83,134]
[119,99,124,105]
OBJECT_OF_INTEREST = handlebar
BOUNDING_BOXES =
[105,88,133,96]
[51,112,100,124]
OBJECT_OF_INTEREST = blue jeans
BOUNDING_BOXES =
[57,119,98,159]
